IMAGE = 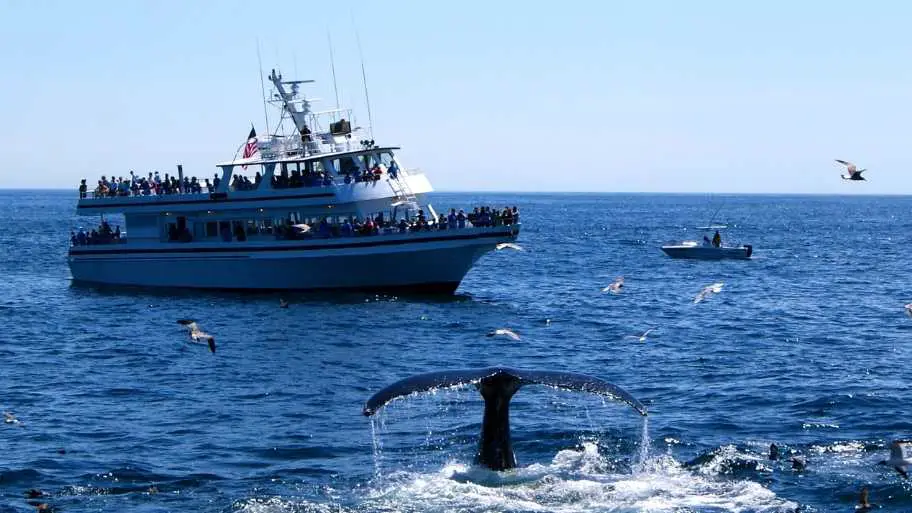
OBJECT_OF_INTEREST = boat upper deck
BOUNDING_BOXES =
[76,145,429,214]
[75,69,429,215]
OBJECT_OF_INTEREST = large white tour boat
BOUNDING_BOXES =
[68,69,520,293]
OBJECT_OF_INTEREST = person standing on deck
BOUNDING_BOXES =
[712,230,721,248]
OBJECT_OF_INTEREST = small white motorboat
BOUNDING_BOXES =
[661,240,753,260]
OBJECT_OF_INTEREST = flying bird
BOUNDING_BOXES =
[879,440,912,478]
[487,328,521,341]
[904,303,912,318]
[693,282,724,304]
[176,320,216,353]
[625,327,657,342]
[495,242,524,252]
[836,159,867,181]
[602,276,624,294]
[279,298,289,309]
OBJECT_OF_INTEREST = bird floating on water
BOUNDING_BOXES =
[836,159,867,181]
[879,440,912,478]
[487,328,521,341]
[495,242,524,252]
[176,320,216,353]
[4,411,21,425]
[856,486,873,512]
[693,282,724,304]
[602,276,624,294]
[625,327,657,343]
[904,303,912,318]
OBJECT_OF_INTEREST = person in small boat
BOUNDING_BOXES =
[703,235,712,247]
[712,230,721,248]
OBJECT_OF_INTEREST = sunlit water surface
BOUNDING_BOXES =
[1,190,911,512]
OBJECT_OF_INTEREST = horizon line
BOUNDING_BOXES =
[3,187,912,197]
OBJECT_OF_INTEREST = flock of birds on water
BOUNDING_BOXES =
[3,162,904,511]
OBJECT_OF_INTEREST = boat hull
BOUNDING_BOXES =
[68,228,518,293]
[661,244,752,260]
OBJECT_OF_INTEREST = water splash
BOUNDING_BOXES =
[370,414,384,482]
[635,415,651,473]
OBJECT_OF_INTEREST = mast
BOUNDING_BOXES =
[267,69,314,133]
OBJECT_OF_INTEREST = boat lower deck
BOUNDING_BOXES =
[68,226,519,291]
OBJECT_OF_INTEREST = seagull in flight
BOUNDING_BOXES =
[836,159,867,181]
[879,440,912,478]
[904,303,912,318]
[495,242,524,252]
[3,411,21,425]
[487,328,521,341]
[602,276,624,294]
[176,320,216,353]
[279,298,289,309]
[693,282,724,304]
[625,327,657,342]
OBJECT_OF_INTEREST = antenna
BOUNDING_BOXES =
[351,13,374,139]
[327,31,341,111]
[256,39,270,135]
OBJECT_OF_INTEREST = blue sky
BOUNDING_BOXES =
[1,0,910,193]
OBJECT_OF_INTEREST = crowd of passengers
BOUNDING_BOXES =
[275,205,520,240]
[269,168,334,189]
[80,172,209,198]
[70,220,122,246]
[80,161,401,198]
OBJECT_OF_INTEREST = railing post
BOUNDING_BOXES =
[177,164,184,193]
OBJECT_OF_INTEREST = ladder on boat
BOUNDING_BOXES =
[388,172,417,206]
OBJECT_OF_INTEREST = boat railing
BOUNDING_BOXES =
[85,187,213,200]
[69,236,128,247]
[254,131,370,160]
[80,165,424,202]
[158,219,520,245]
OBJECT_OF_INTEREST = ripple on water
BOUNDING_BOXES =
[3,192,912,511]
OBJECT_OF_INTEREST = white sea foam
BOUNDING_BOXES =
[356,442,798,513]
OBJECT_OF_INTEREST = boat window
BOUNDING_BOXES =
[258,219,274,234]
[312,160,325,174]
[206,221,218,237]
[337,156,360,175]
[379,151,395,167]
[232,221,247,241]
[364,153,381,169]
[163,222,175,241]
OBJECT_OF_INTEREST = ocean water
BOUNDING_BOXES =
[1,190,911,512]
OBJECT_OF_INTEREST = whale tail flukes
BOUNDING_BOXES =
[363,367,646,470]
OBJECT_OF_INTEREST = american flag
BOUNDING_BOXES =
[241,125,258,168]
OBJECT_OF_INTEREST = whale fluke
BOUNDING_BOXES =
[363,366,646,470]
